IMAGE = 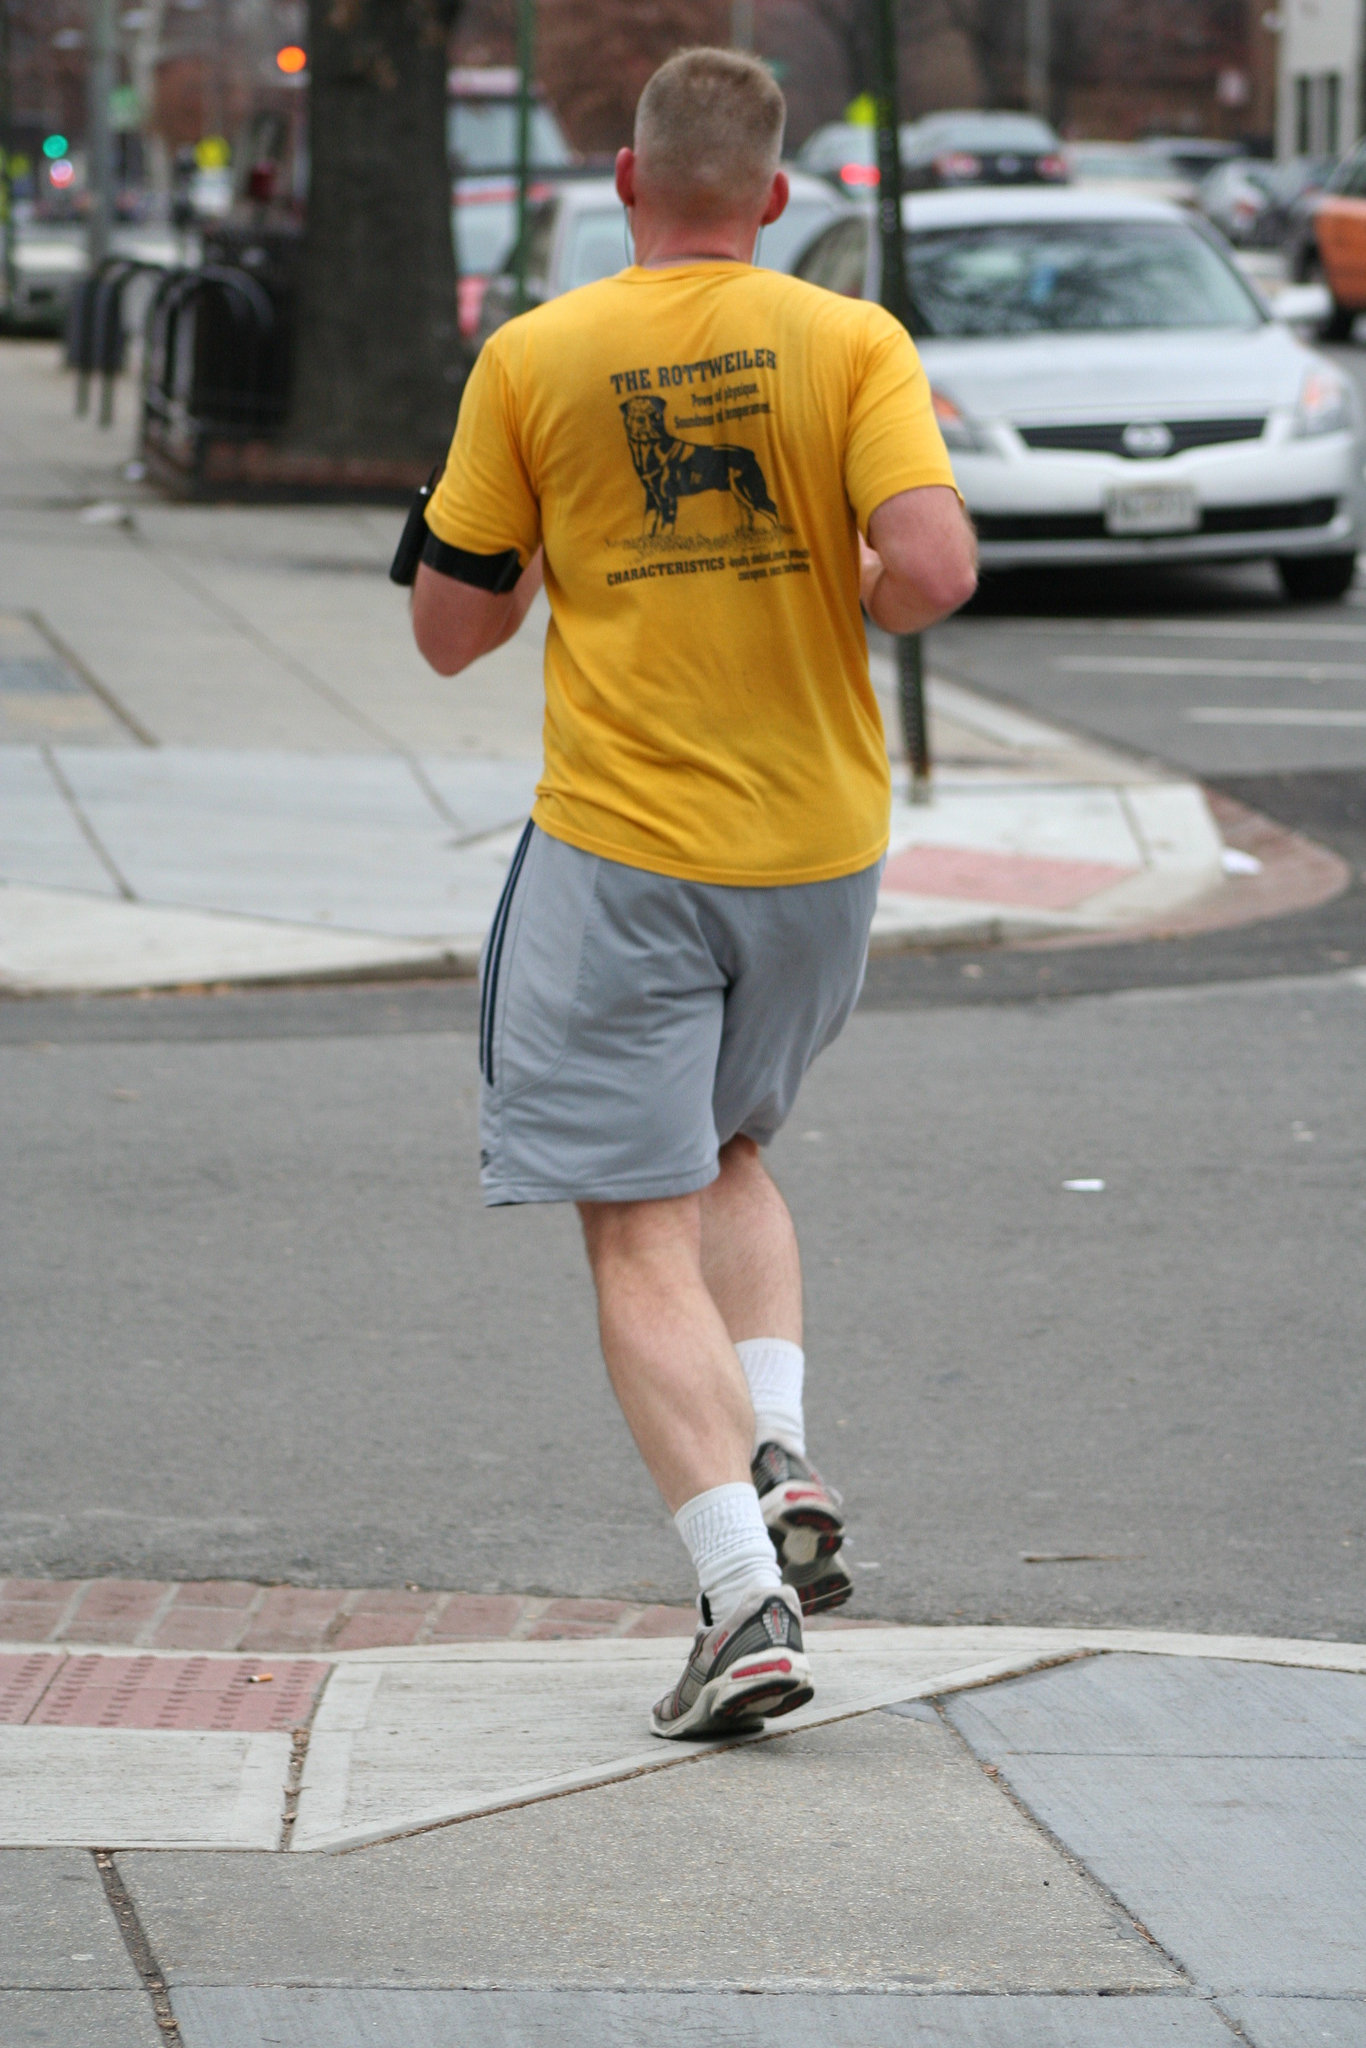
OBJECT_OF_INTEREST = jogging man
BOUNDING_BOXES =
[412,48,976,1738]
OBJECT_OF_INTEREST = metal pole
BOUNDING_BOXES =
[512,0,534,316]
[0,0,14,321]
[1024,0,1050,120]
[871,0,931,800]
[87,0,116,271]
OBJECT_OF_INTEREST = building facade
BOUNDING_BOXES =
[1277,0,1361,155]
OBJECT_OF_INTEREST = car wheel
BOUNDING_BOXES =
[1322,298,1357,342]
[1276,552,1358,603]
[1301,253,1357,340]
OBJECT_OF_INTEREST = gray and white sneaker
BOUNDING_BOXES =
[650,1583,813,1739]
[751,1440,854,1616]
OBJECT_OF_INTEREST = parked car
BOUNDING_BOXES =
[899,110,1068,190]
[475,170,848,341]
[3,219,89,331]
[1294,139,1366,338]
[791,185,1365,599]
[1138,136,1243,182]
[796,121,915,195]
[1198,158,1285,245]
[454,176,555,338]
[447,66,576,177]
[1066,142,1199,209]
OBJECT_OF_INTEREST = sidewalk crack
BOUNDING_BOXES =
[93,1849,183,2043]
[40,745,136,901]
[135,541,463,829]
[930,1678,1209,2000]
[25,609,157,748]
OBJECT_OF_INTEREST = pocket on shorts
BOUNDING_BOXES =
[482,828,598,1102]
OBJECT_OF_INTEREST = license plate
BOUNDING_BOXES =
[1105,485,1199,536]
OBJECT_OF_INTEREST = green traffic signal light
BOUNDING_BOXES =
[42,134,69,160]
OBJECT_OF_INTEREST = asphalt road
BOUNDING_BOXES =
[3,966,1363,1639]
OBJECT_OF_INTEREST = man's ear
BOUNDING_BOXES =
[760,168,789,227]
[615,148,637,208]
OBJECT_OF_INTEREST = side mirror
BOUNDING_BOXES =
[1270,281,1333,326]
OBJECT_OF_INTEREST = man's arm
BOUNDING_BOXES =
[860,485,977,635]
[411,549,545,677]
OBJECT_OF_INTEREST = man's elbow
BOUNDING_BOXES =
[919,552,978,617]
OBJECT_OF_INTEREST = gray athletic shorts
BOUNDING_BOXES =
[477,824,881,1206]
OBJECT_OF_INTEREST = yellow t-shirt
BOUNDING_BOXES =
[426,261,957,886]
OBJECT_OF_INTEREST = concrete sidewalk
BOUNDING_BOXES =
[1,1603,1362,2045]
[0,337,1264,997]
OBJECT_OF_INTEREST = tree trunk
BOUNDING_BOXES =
[284,0,462,464]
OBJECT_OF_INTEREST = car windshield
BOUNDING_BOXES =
[1070,151,1183,183]
[448,101,570,173]
[916,115,1056,153]
[904,220,1262,336]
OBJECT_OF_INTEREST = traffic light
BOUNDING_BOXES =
[275,45,306,74]
[42,134,69,160]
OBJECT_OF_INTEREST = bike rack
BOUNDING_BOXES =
[139,263,290,481]
[67,257,171,427]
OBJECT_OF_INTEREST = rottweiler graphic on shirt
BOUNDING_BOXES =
[426,262,957,887]
[619,393,779,537]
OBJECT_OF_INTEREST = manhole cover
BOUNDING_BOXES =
[0,655,84,695]
[21,1655,329,1730]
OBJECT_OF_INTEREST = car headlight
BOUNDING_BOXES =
[932,388,992,453]
[1292,364,1355,438]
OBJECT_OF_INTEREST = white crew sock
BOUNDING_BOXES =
[674,1482,782,1620]
[736,1337,806,1458]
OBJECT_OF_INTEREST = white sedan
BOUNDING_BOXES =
[793,186,1366,602]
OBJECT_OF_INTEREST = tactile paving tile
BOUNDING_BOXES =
[0,1653,64,1724]
[27,1655,329,1731]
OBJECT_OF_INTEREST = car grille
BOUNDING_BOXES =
[975,497,1338,542]
[1017,417,1267,458]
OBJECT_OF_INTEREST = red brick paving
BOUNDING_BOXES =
[0,1579,879,1656]
[426,1593,526,1641]
[0,1577,700,1651]
[8,1653,329,1731]
[0,1652,64,1722]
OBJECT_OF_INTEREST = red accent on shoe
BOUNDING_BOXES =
[731,1658,793,1679]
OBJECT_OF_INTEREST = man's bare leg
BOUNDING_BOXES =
[578,1190,754,1513]
[578,1186,790,1657]
[700,1137,852,1611]
[699,1134,802,1345]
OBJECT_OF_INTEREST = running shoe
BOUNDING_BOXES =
[751,1440,854,1616]
[650,1583,813,1739]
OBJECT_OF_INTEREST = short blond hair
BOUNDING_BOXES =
[634,47,786,220]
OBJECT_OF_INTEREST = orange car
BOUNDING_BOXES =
[1310,148,1366,337]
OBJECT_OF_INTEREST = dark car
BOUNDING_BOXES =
[899,110,1068,191]
[1202,154,1333,250]
[795,121,917,196]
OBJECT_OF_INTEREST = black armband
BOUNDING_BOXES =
[420,531,523,593]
